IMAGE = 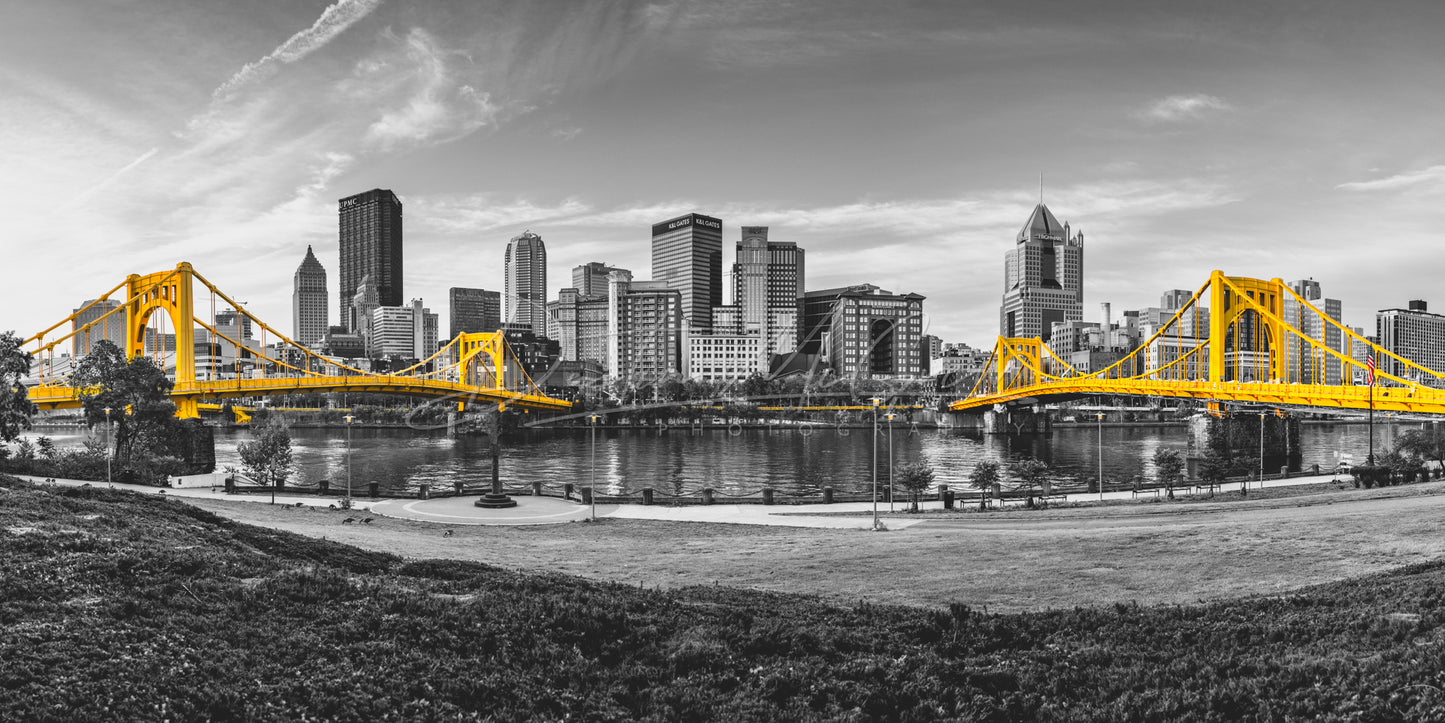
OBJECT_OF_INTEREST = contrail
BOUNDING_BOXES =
[62,147,159,209]
[212,0,385,101]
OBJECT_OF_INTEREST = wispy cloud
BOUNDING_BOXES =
[410,195,592,234]
[212,0,385,101]
[1138,93,1230,122]
[363,28,498,150]
[1337,165,1445,192]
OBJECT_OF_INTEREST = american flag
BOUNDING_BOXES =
[1366,355,1376,386]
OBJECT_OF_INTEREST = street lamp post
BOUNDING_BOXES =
[1256,410,1266,495]
[589,414,600,521]
[886,412,895,512]
[871,397,882,531]
[104,407,112,488]
[344,414,354,508]
[1097,412,1104,501]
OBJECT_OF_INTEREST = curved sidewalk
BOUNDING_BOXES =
[12,471,1359,529]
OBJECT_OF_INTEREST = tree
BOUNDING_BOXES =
[1198,446,1230,496]
[237,419,293,502]
[0,331,37,443]
[1012,458,1051,507]
[894,461,935,512]
[1153,448,1185,499]
[1393,429,1444,477]
[968,460,1001,511]
[71,341,177,475]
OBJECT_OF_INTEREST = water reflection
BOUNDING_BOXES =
[21,420,1413,496]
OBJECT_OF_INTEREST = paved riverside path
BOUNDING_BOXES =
[13,470,1361,529]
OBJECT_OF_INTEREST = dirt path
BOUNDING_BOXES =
[183,482,1445,613]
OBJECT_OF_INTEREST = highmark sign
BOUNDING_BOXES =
[652,213,722,236]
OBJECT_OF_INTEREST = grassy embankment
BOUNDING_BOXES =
[3,475,1443,721]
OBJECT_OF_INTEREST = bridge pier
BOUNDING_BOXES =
[984,406,1050,435]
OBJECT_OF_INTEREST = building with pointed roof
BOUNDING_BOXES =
[1000,203,1084,343]
[292,245,328,346]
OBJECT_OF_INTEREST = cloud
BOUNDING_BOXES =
[212,0,385,101]
[551,126,583,141]
[410,195,592,234]
[363,28,498,150]
[1336,165,1445,192]
[1138,94,1230,122]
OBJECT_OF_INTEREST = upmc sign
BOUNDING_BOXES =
[651,213,723,237]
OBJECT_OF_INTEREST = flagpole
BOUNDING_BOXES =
[1367,355,1376,466]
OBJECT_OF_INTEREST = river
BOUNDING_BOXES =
[22,418,1418,497]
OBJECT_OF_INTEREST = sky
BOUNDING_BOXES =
[4,0,1445,352]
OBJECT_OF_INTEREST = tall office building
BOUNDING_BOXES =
[734,228,769,332]
[449,287,501,338]
[292,245,328,346]
[607,270,683,380]
[652,213,723,332]
[1283,279,1344,385]
[572,262,627,298]
[71,299,126,358]
[338,189,404,332]
[370,299,438,359]
[504,230,547,335]
[1000,203,1083,342]
[715,226,807,371]
[766,239,805,310]
[1377,300,1445,386]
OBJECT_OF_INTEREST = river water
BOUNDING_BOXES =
[26,419,1414,497]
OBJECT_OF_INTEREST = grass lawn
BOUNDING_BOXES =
[186,480,1445,613]
[6,475,1445,720]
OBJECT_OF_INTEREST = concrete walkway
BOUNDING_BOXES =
[12,471,1357,529]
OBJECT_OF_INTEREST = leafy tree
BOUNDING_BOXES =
[968,461,1001,511]
[1012,458,1051,505]
[71,340,177,476]
[1153,448,1185,499]
[894,461,935,512]
[1198,446,1230,495]
[1393,429,1444,476]
[237,420,293,501]
[0,331,37,443]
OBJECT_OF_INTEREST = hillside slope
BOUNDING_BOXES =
[2,476,1442,721]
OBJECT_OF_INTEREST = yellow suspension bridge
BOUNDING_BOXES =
[953,271,1445,416]
[23,262,573,417]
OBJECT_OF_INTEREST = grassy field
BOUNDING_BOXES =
[185,480,1445,613]
[5,474,1445,720]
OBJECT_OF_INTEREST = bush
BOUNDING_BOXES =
[1351,464,1389,488]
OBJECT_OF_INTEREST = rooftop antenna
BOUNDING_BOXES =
[1039,173,1044,205]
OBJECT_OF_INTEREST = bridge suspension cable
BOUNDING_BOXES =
[954,270,1445,416]
[22,262,572,416]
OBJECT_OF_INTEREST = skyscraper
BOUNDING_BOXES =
[338,189,403,332]
[1000,203,1083,342]
[504,230,547,336]
[572,262,627,297]
[292,245,328,346]
[71,299,125,358]
[449,287,501,338]
[726,226,805,364]
[733,228,769,332]
[1377,300,1445,385]
[652,213,723,332]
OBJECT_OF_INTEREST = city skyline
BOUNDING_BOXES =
[5,1,1445,348]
